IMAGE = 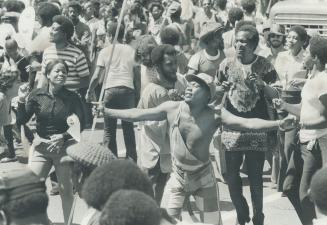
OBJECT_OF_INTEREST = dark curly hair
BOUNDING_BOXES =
[2,192,49,220]
[241,0,256,14]
[235,23,259,49]
[44,59,69,77]
[37,2,61,27]
[160,26,180,46]
[134,35,158,64]
[81,160,153,211]
[309,36,327,66]
[99,190,161,225]
[148,1,164,13]
[228,7,244,27]
[151,44,176,67]
[52,15,74,40]
[3,0,24,13]
[289,25,308,42]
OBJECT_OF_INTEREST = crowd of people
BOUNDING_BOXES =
[0,0,327,225]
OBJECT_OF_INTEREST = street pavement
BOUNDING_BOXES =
[0,120,302,225]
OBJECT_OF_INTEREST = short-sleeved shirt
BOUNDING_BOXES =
[97,44,135,90]
[188,49,225,77]
[137,74,187,172]
[41,44,90,91]
[16,87,84,139]
[274,49,308,88]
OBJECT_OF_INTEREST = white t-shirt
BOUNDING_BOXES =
[299,72,327,142]
[97,44,135,89]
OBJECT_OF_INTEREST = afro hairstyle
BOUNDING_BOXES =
[151,44,177,67]
[81,160,153,211]
[310,167,327,213]
[228,7,244,27]
[2,192,49,220]
[68,1,82,14]
[52,15,74,40]
[235,23,259,49]
[148,1,164,13]
[134,35,158,63]
[99,190,160,225]
[241,0,256,14]
[37,2,61,27]
[3,0,24,13]
[289,25,308,42]
[160,26,180,46]
[309,36,327,66]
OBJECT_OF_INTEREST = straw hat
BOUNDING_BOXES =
[66,142,116,168]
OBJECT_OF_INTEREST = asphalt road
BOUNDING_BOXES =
[0,120,302,225]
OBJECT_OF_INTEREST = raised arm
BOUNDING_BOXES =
[104,101,175,123]
[221,108,294,132]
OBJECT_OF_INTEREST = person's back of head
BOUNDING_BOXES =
[82,159,153,211]
[3,0,24,13]
[37,2,61,27]
[99,190,161,225]
[228,7,244,28]
[240,0,256,15]
[310,167,327,216]
[106,22,125,43]
[0,169,49,225]
[160,26,180,46]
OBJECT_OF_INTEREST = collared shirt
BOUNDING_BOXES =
[274,49,308,88]
[17,87,84,139]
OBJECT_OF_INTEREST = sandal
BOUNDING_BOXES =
[0,157,18,163]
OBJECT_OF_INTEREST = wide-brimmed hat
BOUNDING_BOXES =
[185,73,216,101]
[199,22,224,42]
[269,24,286,36]
[66,142,116,168]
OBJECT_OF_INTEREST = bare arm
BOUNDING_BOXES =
[301,94,327,129]
[104,101,175,122]
[88,66,104,92]
[221,108,280,131]
[283,102,302,118]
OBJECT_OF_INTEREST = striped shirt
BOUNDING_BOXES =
[41,43,90,91]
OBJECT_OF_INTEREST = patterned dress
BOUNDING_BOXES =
[218,55,277,151]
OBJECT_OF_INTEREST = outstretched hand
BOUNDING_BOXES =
[272,98,285,111]
[221,81,232,92]
[279,115,298,131]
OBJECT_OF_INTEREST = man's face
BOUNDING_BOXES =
[184,81,210,104]
[151,6,162,20]
[286,31,304,52]
[139,50,152,67]
[269,33,284,48]
[159,54,178,82]
[84,3,95,18]
[68,7,79,23]
[202,0,212,12]
[234,31,256,63]
[5,46,18,59]
[49,22,65,43]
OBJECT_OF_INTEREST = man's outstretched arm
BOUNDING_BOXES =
[221,108,295,131]
[104,101,175,122]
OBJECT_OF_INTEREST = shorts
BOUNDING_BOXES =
[161,163,222,224]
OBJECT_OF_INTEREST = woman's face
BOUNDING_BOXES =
[286,31,304,52]
[47,63,68,86]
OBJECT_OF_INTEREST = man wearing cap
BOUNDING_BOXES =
[100,72,295,224]
[259,24,286,65]
[187,22,225,78]
[0,169,51,225]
